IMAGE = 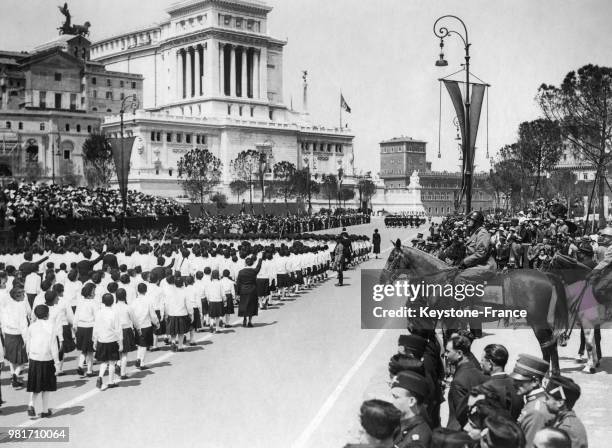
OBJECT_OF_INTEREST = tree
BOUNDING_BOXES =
[210,192,227,213]
[177,147,222,216]
[292,168,320,215]
[537,64,612,227]
[232,149,262,213]
[357,175,377,210]
[490,156,523,211]
[516,119,563,200]
[82,133,114,188]
[24,162,43,183]
[320,174,338,210]
[272,161,297,212]
[229,179,248,202]
[339,187,355,207]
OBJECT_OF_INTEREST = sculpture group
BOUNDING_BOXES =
[58,3,91,37]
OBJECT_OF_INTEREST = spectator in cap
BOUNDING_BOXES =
[343,399,402,448]
[510,354,552,448]
[479,344,524,420]
[480,415,525,448]
[532,428,571,448]
[390,371,432,448]
[444,334,487,430]
[544,376,587,448]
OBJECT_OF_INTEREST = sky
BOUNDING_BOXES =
[3,0,612,176]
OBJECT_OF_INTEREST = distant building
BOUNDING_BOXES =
[0,35,142,184]
[378,136,495,216]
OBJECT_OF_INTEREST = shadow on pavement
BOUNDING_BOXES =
[57,378,88,389]
[0,403,28,416]
[53,405,85,417]
[250,320,278,328]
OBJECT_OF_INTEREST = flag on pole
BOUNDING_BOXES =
[340,94,351,113]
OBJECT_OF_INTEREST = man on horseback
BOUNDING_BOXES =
[455,211,496,284]
[590,227,612,280]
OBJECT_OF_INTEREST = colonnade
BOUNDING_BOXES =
[172,41,266,101]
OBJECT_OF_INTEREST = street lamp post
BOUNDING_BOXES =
[303,156,312,216]
[434,15,473,213]
[119,94,139,218]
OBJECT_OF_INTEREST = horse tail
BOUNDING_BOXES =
[545,272,569,341]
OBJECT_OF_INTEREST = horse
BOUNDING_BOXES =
[380,241,569,375]
[548,253,609,374]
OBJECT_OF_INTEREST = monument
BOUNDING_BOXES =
[370,170,427,215]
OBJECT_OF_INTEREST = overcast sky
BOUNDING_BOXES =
[3,0,612,175]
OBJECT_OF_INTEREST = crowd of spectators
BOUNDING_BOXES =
[0,183,187,223]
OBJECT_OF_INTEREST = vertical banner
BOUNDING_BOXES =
[108,137,136,208]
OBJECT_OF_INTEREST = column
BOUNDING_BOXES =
[241,47,247,98]
[259,46,267,101]
[186,47,193,98]
[253,49,260,99]
[176,49,184,100]
[219,43,225,95]
[229,45,236,97]
[194,45,201,96]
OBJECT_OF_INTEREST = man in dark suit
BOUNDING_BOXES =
[445,334,487,430]
[102,246,119,270]
[480,344,523,420]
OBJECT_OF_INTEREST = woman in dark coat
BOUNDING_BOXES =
[236,256,263,327]
[372,229,381,258]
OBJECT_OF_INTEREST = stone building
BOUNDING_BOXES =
[0,34,143,184]
[91,0,355,199]
[378,136,495,216]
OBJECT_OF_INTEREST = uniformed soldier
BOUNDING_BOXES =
[511,354,552,448]
[544,375,588,448]
[391,371,433,448]
[343,399,402,448]
[455,210,496,284]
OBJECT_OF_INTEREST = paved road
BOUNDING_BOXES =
[1,218,609,448]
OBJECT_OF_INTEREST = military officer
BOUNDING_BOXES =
[455,210,496,284]
[544,376,588,448]
[391,371,433,448]
[511,354,552,448]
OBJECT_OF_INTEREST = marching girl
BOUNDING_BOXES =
[130,282,159,370]
[113,288,137,380]
[201,267,213,328]
[147,272,165,350]
[63,270,82,314]
[204,270,224,333]
[185,276,200,345]
[194,271,207,331]
[74,283,98,377]
[93,293,123,389]
[25,304,60,418]
[1,285,28,388]
[275,250,290,300]
[256,253,271,310]
[164,276,192,352]
[221,269,235,327]
[49,284,75,375]
[0,271,9,405]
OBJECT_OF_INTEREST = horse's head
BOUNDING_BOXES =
[379,239,453,285]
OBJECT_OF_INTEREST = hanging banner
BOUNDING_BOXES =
[442,80,487,156]
[108,137,136,204]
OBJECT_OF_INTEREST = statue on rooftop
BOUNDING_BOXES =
[58,3,91,36]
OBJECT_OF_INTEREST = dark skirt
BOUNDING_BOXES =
[256,278,270,297]
[295,271,304,285]
[27,359,57,393]
[166,315,190,336]
[61,325,76,354]
[208,301,225,318]
[4,333,28,365]
[154,310,166,335]
[191,308,202,329]
[277,274,290,288]
[95,341,120,362]
[75,327,94,353]
[238,293,258,318]
[225,294,234,315]
[137,326,154,348]
[269,279,277,292]
[373,244,381,254]
[122,328,137,353]
[201,298,209,315]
